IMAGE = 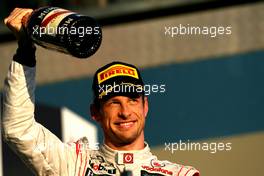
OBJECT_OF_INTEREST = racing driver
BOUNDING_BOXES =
[2,8,200,176]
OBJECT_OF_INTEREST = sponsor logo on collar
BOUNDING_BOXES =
[123,153,134,164]
[97,64,139,84]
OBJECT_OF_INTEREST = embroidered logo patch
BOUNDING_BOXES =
[123,153,134,164]
[97,64,139,84]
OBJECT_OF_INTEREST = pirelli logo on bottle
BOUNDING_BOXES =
[98,64,139,84]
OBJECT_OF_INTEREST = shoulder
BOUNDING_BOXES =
[141,158,200,176]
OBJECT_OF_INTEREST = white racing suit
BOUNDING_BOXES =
[2,61,200,176]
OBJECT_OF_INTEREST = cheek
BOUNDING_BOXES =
[134,108,146,122]
[100,111,114,129]
[138,105,147,118]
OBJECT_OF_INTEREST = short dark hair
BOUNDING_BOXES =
[92,94,146,110]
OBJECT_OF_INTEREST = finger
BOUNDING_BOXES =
[7,8,33,23]
[10,8,21,16]
[9,9,28,22]
[4,10,21,26]
[6,9,33,30]
[5,17,23,31]
[8,8,23,21]
[4,17,8,25]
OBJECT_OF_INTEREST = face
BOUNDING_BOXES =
[92,95,148,146]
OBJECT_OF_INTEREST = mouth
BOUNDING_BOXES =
[114,120,137,129]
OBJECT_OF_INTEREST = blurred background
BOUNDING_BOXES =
[0,0,264,176]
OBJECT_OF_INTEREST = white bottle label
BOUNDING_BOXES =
[40,8,75,36]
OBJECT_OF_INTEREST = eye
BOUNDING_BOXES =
[108,99,120,106]
[129,97,139,104]
[112,100,119,104]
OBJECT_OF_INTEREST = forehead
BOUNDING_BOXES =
[99,94,142,105]
[105,95,141,102]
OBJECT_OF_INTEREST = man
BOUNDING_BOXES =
[2,8,200,176]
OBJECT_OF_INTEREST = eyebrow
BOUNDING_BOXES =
[106,97,121,103]
[109,98,120,102]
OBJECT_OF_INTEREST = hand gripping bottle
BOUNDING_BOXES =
[26,7,102,58]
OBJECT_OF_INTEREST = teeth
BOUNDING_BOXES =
[118,122,133,127]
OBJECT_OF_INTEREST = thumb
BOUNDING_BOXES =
[4,17,8,25]
[21,12,32,27]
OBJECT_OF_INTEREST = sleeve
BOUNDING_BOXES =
[1,61,77,176]
[177,165,200,176]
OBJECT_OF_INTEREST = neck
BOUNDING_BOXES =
[104,132,145,151]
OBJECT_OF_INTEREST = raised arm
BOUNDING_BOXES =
[1,8,76,176]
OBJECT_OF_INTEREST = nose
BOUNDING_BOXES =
[118,103,132,119]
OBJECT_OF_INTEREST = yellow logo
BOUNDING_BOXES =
[98,64,139,84]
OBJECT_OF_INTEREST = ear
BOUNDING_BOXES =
[90,103,101,122]
[143,96,149,118]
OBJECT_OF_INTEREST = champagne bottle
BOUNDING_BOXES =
[26,6,102,58]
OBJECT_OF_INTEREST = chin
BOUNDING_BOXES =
[116,133,138,144]
[118,138,136,145]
